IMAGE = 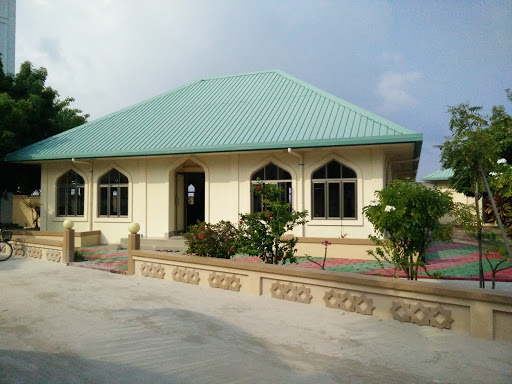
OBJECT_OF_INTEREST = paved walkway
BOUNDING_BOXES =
[1,257,511,383]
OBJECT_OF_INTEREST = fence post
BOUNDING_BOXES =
[62,219,75,264]
[127,222,141,275]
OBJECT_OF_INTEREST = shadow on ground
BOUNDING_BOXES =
[1,307,433,384]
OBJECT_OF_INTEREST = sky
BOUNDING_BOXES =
[14,0,512,180]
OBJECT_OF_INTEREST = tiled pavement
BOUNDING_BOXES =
[69,245,128,274]
[70,240,512,282]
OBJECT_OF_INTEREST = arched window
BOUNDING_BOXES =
[312,160,357,219]
[187,184,195,205]
[98,169,128,217]
[251,163,292,212]
[57,170,85,217]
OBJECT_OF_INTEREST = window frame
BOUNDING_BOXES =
[251,163,292,212]
[56,170,85,217]
[311,161,357,220]
[98,169,129,218]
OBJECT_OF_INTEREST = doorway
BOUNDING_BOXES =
[184,173,205,229]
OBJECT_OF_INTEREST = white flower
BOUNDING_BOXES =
[369,199,379,207]
[385,205,396,212]
[489,171,498,177]
[497,158,507,164]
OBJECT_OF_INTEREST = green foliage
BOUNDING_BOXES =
[0,59,89,194]
[483,232,512,289]
[486,159,512,238]
[437,103,498,197]
[184,220,238,259]
[73,250,85,262]
[437,101,491,286]
[363,180,454,280]
[236,183,308,265]
[437,93,512,287]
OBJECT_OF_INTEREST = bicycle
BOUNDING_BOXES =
[0,230,13,261]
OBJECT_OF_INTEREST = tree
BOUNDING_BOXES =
[236,183,308,265]
[437,104,497,287]
[363,180,454,280]
[0,59,89,194]
[438,94,512,288]
[21,198,41,229]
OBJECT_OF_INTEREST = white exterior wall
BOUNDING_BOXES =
[40,146,390,243]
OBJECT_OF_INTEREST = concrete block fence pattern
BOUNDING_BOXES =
[10,227,101,264]
[127,234,512,342]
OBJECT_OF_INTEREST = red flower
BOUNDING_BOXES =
[239,220,243,225]
[262,210,265,215]
[321,240,331,246]
[229,247,235,252]
[256,185,262,191]
[198,234,204,239]
[268,214,272,218]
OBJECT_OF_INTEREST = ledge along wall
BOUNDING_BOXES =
[127,236,512,343]
[10,229,100,263]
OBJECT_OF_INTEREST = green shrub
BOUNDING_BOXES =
[184,220,238,259]
[73,250,85,262]
[363,180,454,280]
[236,183,308,265]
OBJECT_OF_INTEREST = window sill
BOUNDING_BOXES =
[53,217,88,223]
[95,217,132,223]
[308,218,362,226]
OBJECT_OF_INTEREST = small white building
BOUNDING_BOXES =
[422,168,475,223]
[6,70,422,245]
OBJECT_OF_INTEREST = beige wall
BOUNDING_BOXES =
[129,249,512,342]
[12,195,40,228]
[423,181,476,224]
[39,145,404,244]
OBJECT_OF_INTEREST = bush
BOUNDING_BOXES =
[73,250,85,262]
[363,180,454,280]
[184,220,238,259]
[236,183,308,265]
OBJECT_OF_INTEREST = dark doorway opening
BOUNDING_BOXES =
[185,173,205,228]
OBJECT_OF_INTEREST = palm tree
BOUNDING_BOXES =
[21,199,41,229]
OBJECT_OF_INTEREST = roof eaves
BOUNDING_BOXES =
[6,133,423,162]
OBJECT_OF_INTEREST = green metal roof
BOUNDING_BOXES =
[5,70,423,162]
[422,168,454,181]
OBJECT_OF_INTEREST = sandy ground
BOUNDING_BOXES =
[1,257,511,384]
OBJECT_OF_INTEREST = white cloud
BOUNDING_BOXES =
[375,71,422,114]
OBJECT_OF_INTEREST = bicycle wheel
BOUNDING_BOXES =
[0,241,13,261]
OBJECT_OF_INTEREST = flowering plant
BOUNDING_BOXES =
[363,180,454,280]
[184,220,238,258]
[236,183,308,265]
[306,240,331,269]
[384,205,396,212]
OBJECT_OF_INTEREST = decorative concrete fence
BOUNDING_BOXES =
[126,224,512,342]
[11,221,100,264]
